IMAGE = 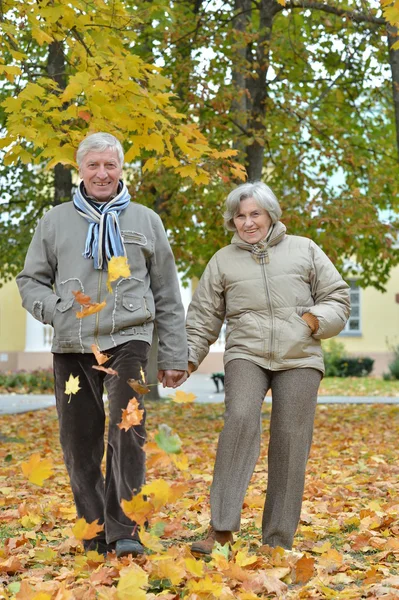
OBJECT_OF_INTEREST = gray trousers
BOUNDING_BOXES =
[53,340,150,546]
[210,359,321,549]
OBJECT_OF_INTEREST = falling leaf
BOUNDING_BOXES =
[65,373,81,403]
[121,494,153,527]
[91,344,111,365]
[21,453,54,486]
[76,301,107,319]
[139,530,164,553]
[72,290,106,319]
[118,398,144,431]
[92,365,119,376]
[154,424,182,454]
[170,390,197,404]
[107,256,131,293]
[127,378,151,394]
[72,517,104,541]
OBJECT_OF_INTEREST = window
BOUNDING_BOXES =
[341,279,361,335]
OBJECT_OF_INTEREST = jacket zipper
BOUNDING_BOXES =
[261,262,275,366]
[94,268,103,347]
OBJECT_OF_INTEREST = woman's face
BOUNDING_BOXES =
[233,197,272,244]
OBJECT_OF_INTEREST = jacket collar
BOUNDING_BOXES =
[231,220,286,252]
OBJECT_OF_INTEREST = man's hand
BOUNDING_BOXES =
[157,369,188,388]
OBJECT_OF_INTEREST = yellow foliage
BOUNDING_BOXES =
[64,374,81,402]
[72,517,104,541]
[21,453,54,486]
[106,256,131,293]
[117,564,148,600]
[170,390,197,404]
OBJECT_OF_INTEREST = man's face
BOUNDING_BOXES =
[79,149,123,201]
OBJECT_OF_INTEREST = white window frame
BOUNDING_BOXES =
[340,279,361,336]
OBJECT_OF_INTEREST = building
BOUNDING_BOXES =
[1,267,398,376]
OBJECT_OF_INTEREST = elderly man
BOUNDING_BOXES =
[17,132,188,558]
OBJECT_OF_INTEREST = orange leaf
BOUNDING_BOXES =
[91,344,111,365]
[127,378,151,394]
[72,517,104,541]
[72,290,92,304]
[293,556,315,583]
[92,365,119,376]
[0,556,23,574]
[76,301,106,318]
[121,494,153,527]
[118,398,144,431]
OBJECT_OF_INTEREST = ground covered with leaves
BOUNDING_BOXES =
[0,398,398,599]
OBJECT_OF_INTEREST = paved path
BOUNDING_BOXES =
[0,373,398,415]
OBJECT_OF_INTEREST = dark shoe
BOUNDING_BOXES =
[116,538,145,558]
[191,526,233,555]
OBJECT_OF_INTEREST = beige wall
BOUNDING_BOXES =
[340,265,399,354]
[0,279,26,352]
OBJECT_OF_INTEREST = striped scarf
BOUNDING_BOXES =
[73,181,131,270]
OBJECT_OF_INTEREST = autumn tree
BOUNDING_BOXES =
[131,0,399,290]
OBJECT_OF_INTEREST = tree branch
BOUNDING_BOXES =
[285,1,385,26]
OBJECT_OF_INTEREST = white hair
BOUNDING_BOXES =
[76,132,124,168]
[223,181,282,231]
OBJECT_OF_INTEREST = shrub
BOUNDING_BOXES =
[0,369,54,393]
[333,357,374,377]
[322,339,347,377]
[388,356,399,380]
[322,339,374,377]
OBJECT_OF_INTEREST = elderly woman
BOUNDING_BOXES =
[187,181,350,554]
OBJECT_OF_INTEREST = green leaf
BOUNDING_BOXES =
[154,424,182,454]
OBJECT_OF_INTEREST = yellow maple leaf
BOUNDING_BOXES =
[21,453,54,486]
[117,564,148,600]
[121,494,153,527]
[170,390,197,404]
[65,373,81,403]
[72,517,104,541]
[185,556,204,577]
[186,574,224,596]
[151,558,185,585]
[139,530,164,553]
[171,452,189,471]
[107,256,131,292]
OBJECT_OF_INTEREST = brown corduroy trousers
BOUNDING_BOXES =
[53,340,150,546]
[210,359,322,549]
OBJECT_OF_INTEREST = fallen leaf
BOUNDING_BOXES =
[21,453,54,486]
[293,555,315,583]
[107,256,131,293]
[118,398,144,431]
[117,563,148,600]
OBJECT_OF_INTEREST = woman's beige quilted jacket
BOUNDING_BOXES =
[186,222,350,374]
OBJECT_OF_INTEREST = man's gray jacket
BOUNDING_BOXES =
[16,201,188,371]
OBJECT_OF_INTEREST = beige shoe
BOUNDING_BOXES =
[191,525,233,555]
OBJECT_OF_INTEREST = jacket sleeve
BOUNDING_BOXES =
[308,241,351,340]
[16,213,60,325]
[186,254,226,370]
[148,214,188,371]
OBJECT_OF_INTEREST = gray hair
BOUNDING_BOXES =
[223,181,282,231]
[76,132,124,168]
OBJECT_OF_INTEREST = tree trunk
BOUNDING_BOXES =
[231,0,251,158]
[47,41,73,205]
[244,0,277,180]
[387,24,399,161]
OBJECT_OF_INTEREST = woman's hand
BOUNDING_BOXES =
[157,369,188,388]
[301,312,319,334]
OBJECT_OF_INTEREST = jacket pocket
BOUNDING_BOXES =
[116,294,151,332]
[52,296,77,343]
[225,312,264,356]
[277,311,313,360]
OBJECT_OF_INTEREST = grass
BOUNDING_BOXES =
[318,376,399,396]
